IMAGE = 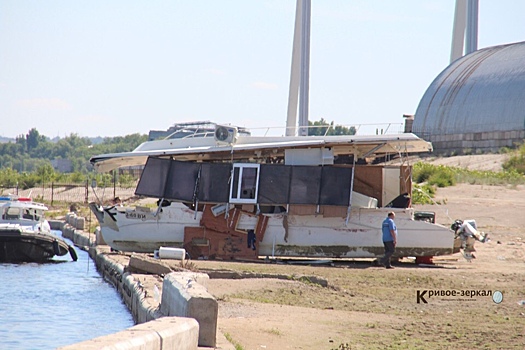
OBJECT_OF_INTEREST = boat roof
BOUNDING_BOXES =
[0,197,48,211]
[90,133,433,173]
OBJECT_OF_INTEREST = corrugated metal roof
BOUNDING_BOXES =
[413,41,525,135]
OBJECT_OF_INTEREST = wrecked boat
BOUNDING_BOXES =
[89,127,487,261]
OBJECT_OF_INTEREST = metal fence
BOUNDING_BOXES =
[0,180,140,204]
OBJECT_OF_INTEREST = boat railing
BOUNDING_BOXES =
[181,131,215,139]
[165,122,405,139]
[247,122,405,137]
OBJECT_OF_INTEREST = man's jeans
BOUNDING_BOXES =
[381,241,396,267]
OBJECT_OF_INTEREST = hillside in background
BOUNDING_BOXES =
[0,128,148,174]
[421,154,508,172]
[0,136,14,143]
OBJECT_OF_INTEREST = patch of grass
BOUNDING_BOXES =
[263,327,283,336]
[412,161,525,189]
[412,183,437,205]
[179,259,197,271]
[224,333,244,350]
[428,170,456,187]
[502,143,525,174]
[46,208,71,219]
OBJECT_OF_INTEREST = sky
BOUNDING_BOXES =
[1,0,524,139]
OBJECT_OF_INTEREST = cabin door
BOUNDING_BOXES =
[382,167,401,206]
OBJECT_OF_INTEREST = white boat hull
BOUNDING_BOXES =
[91,203,455,258]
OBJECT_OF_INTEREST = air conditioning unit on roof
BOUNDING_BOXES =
[214,125,238,144]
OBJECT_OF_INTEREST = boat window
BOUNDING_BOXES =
[229,164,260,204]
[5,207,21,220]
[23,209,35,220]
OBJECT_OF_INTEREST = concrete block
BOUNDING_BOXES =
[66,212,76,225]
[76,216,85,230]
[122,273,163,324]
[73,230,91,248]
[176,271,210,289]
[96,227,106,245]
[98,252,126,289]
[61,226,74,241]
[57,328,160,350]
[49,220,63,230]
[129,254,173,275]
[57,317,198,350]
[161,272,217,347]
[140,317,199,350]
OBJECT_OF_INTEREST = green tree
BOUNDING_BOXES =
[15,134,27,150]
[308,118,356,136]
[0,168,21,187]
[35,164,57,182]
[26,128,45,151]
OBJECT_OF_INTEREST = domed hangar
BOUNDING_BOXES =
[412,41,525,154]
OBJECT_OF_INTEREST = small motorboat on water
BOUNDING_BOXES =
[0,195,51,233]
[0,196,77,262]
[0,224,78,262]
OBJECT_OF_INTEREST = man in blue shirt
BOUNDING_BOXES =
[381,212,397,269]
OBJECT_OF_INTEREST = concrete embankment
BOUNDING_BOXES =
[54,214,232,350]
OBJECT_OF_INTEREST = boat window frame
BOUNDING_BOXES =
[229,163,260,204]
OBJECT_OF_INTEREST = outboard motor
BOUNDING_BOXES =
[452,219,489,261]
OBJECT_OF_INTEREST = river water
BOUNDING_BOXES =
[0,231,135,349]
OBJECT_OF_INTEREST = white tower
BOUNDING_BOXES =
[286,0,311,136]
[450,0,479,63]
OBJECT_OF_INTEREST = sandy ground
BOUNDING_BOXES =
[188,181,525,350]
